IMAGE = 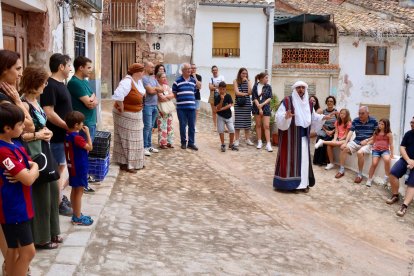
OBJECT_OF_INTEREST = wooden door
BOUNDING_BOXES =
[111,42,136,92]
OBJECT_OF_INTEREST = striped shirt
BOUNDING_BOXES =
[172,75,196,110]
[350,116,378,144]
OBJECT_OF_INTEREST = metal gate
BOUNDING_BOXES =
[111,42,136,93]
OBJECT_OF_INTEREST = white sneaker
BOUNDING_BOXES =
[366,179,372,187]
[246,139,254,146]
[144,148,151,156]
[325,163,335,170]
[315,139,324,149]
[234,140,239,147]
[149,147,159,153]
[384,176,389,184]
[257,140,263,149]
[266,143,273,152]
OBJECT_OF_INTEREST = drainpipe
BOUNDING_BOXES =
[400,36,411,147]
[263,7,271,73]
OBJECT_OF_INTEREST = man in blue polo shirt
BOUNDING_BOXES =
[335,106,378,182]
[172,63,198,151]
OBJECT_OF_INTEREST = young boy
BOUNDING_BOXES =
[215,81,238,152]
[0,103,39,276]
[64,111,94,226]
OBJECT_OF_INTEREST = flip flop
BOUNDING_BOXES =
[35,242,58,250]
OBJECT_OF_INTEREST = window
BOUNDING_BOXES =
[366,46,387,75]
[212,23,240,57]
[282,48,329,64]
[74,28,86,58]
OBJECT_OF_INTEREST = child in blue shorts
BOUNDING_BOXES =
[0,103,39,276]
[64,111,94,226]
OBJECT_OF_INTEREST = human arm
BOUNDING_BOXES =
[21,127,53,142]
[143,78,163,95]
[388,133,394,157]
[193,74,202,90]
[340,130,354,149]
[76,127,93,152]
[43,106,68,130]
[217,94,232,111]
[275,101,293,131]
[78,94,98,110]
[401,146,414,168]
[0,150,39,186]
[233,80,244,97]
[68,80,98,110]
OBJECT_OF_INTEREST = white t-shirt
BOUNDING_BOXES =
[112,75,145,101]
[211,75,225,92]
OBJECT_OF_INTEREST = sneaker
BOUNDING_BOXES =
[234,140,239,147]
[386,194,399,205]
[384,176,389,184]
[366,179,372,187]
[231,144,239,151]
[221,144,226,152]
[149,147,159,153]
[325,163,335,170]
[314,139,324,149]
[266,143,273,152]
[71,214,94,226]
[396,204,408,217]
[59,201,73,217]
[84,186,95,193]
[144,148,151,156]
[62,195,72,208]
[87,175,99,183]
[246,139,254,146]
[257,140,263,149]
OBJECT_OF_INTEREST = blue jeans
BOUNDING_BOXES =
[177,108,196,146]
[81,124,96,142]
[143,105,158,148]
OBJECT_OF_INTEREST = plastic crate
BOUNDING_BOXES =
[90,131,111,158]
[88,153,110,181]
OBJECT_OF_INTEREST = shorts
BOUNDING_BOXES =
[195,100,201,110]
[69,175,88,188]
[391,158,414,186]
[50,142,66,165]
[2,220,33,248]
[372,149,390,157]
[217,115,235,134]
[346,141,372,155]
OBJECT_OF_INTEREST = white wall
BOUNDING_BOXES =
[193,5,273,102]
[337,36,413,150]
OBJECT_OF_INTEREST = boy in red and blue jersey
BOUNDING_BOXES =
[64,111,94,226]
[0,103,39,276]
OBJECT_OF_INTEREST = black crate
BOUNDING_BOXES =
[89,131,111,158]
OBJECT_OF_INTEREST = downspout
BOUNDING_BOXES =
[399,36,411,147]
[263,7,271,73]
[62,5,65,53]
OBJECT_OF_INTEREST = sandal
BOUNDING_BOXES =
[35,242,59,250]
[397,204,408,217]
[51,235,63,243]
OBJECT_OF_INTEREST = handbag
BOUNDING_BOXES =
[158,100,176,114]
[25,140,60,184]
[236,96,247,106]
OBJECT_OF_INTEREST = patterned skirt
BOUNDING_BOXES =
[234,99,252,129]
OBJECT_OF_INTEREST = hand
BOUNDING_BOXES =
[0,82,20,104]
[28,161,38,170]
[38,128,53,142]
[285,110,294,119]
[3,171,18,183]
[259,109,264,116]
[82,125,90,136]
[360,140,368,146]
[220,94,225,100]
[408,159,414,168]
[115,101,124,113]
[340,143,347,150]
[242,77,248,82]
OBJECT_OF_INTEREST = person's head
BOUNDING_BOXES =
[0,50,23,85]
[358,106,369,122]
[144,61,155,75]
[191,63,197,74]
[20,66,49,96]
[211,65,218,77]
[127,63,144,82]
[73,56,93,79]
[292,81,308,99]
[0,103,25,137]
[309,95,320,111]
[325,95,336,109]
[156,72,167,85]
[338,108,351,125]
[236,68,249,84]
[49,53,72,78]
[65,111,85,131]
[376,118,391,135]
[154,64,165,76]
[255,72,268,84]
[218,81,227,94]
[181,63,191,78]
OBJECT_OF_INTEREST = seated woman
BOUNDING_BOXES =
[313,96,337,166]
[315,108,351,170]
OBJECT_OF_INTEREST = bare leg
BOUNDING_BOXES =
[383,155,391,177]
[368,157,380,179]
[219,133,224,145]
[11,245,35,276]
[327,145,334,164]
[229,133,235,145]
[210,103,217,130]
[403,187,414,206]
[263,116,270,144]
[389,174,399,195]
[357,150,365,173]
[71,187,84,218]
[244,129,250,140]
[339,147,350,167]
[235,129,240,142]
[58,164,66,203]
[255,115,262,141]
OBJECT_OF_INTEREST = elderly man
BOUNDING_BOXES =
[335,106,378,182]
[274,81,331,191]
[172,63,198,151]
[386,116,414,217]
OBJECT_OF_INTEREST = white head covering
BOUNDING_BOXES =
[291,81,311,128]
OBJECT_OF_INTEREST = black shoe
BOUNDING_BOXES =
[59,201,73,217]
[187,144,198,151]
[221,144,226,152]
[230,144,239,151]
[62,195,72,208]
[84,186,95,193]
[181,144,187,149]
[87,175,99,183]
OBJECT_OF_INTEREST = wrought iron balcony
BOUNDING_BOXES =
[212,48,240,57]
[109,1,146,32]
[73,0,102,13]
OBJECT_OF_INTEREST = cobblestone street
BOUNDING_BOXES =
[68,100,414,275]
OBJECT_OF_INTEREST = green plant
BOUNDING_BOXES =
[270,94,280,125]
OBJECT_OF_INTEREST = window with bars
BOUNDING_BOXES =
[75,28,86,58]
[212,22,240,57]
[282,48,329,64]
[366,46,387,75]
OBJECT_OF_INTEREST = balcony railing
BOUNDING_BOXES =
[212,48,240,57]
[110,1,146,32]
[73,0,102,13]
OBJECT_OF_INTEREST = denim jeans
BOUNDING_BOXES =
[143,105,158,148]
[81,124,96,142]
[177,108,196,146]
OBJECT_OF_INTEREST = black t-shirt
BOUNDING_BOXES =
[194,74,202,100]
[40,77,73,143]
[401,130,414,159]
[214,93,233,119]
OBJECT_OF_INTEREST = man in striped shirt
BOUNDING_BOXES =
[172,63,198,151]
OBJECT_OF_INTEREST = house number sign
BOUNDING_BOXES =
[152,43,161,50]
